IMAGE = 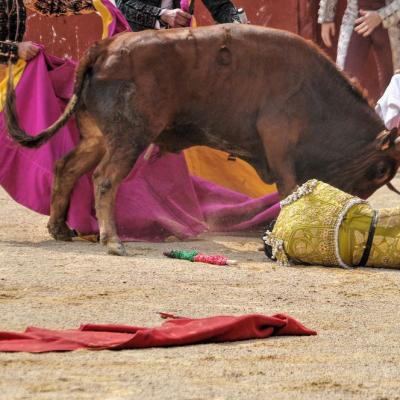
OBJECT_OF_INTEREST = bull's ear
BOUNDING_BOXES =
[376,128,399,151]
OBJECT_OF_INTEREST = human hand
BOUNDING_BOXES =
[17,41,39,61]
[160,8,191,28]
[354,10,382,36]
[321,22,336,47]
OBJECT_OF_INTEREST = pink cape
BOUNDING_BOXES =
[0,0,280,241]
[0,313,316,353]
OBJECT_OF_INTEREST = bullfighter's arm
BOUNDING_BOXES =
[115,0,162,30]
[0,0,26,64]
[25,0,95,16]
[317,0,338,23]
[377,0,400,28]
[201,0,240,23]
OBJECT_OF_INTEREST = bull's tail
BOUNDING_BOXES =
[5,47,96,148]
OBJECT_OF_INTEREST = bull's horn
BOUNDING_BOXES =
[378,129,400,151]
[377,129,390,150]
[143,143,155,161]
[387,181,400,196]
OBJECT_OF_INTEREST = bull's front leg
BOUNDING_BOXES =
[93,145,142,256]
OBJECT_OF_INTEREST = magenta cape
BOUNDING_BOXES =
[0,2,280,242]
[0,313,316,353]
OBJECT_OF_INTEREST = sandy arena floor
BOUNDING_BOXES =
[0,179,400,400]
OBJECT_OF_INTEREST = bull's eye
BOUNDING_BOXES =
[374,161,391,180]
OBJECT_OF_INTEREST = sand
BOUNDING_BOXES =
[1,181,400,400]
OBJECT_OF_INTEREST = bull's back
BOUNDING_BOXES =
[94,24,316,107]
[88,24,340,143]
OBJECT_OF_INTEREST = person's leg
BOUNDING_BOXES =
[371,25,393,96]
[344,30,372,82]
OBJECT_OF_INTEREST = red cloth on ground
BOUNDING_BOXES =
[0,313,316,353]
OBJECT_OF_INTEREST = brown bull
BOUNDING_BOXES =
[5,24,400,255]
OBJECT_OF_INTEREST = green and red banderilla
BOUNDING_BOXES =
[163,250,237,266]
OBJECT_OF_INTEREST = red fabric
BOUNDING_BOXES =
[0,313,316,353]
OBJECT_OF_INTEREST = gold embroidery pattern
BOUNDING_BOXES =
[368,207,400,268]
[265,180,400,269]
[29,0,94,16]
[267,180,367,267]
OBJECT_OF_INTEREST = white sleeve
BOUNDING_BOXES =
[376,75,400,130]
[318,0,339,23]
[378,0,400,28]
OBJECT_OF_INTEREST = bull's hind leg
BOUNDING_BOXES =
[47,111,105,240]
[93,144,144,256]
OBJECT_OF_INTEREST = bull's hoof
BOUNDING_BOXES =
[47,221,75,242]
[107,241,127,256]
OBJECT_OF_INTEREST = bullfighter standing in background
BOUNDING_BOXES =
[115,0,240,31]
[0,0,95,64]
[318,0,400,96]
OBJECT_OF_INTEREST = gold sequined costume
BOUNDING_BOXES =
[263,179,400,269]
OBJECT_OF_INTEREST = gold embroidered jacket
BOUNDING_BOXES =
[263,180,400,269]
